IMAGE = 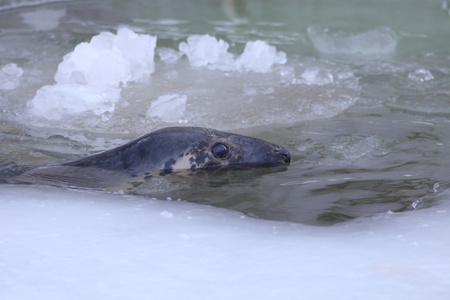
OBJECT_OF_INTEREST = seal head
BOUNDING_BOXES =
[65,126,290,175]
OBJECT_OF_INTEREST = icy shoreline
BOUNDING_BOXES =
[1,184,449,299]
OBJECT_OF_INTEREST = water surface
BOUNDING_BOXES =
[1,0,449,225]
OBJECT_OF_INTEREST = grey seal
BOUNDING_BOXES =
[5,126,290,191]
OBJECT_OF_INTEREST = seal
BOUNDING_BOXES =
[7,126,290,191]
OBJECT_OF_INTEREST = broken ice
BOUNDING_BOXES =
[28,28,157,120]
[146,93,187,123]
[0,63,23,90]
[307,26,397,55]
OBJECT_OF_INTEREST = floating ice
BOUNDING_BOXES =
[29,84,119,121]
[294,67,334,85]
[146,93,187,123]
[55,28,156,86]
[408,69,434,82]
[179,35,286,72]
[20,8,66,31]
[28,28,157,120]
[179,35,235,71]
[237,40,286,73]
[157,47,183,63]
[0,63,23,90]
[307,26,397,55]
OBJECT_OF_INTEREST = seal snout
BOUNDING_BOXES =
[274,146,291,165]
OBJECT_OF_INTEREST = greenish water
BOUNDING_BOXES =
[1,0,449,224]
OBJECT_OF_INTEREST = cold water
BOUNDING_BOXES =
[1,0,449,226]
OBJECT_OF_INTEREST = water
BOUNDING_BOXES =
[1,0,450,225]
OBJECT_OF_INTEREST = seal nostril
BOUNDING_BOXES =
[279,152,291,164]
[274,147,291,164]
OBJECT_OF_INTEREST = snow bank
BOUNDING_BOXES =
[307,26,397,55]
[28,28,157,120]
[0,185,449,299]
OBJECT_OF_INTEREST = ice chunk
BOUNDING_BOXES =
[20,8,66,31]
[28,28,156,120]
[146,93,187,123]
[157,47,183,63]
[237,40,286,73]
[294,67,334,85]
[0,63,23,90]
[307,26,397,55]
[179,34,235,71]
[55,28,156,87]
[28,84,119,120]
[179,36,286,73]
[408,69,434,82]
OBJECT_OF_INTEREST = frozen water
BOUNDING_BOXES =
[20,8,66,31]
[28,28,157,120]
[179,34,235,71]
[55,28,156,86]
[157,47,183,63]
[295,67,334,85]
[146,93,188,123]
[237,40,286,73]
[28,84,120,120]
[307,26,397,55]
[19,30,353,134]
[179,35,286,72]
[408,69,434,82]
[0,63,23,90]
[26,31,290,124]
[0,185,449,299]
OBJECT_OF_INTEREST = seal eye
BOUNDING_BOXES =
[212,143,230,159]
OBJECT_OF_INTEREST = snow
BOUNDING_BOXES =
[307,26,397,55]
[0,184,449,299]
